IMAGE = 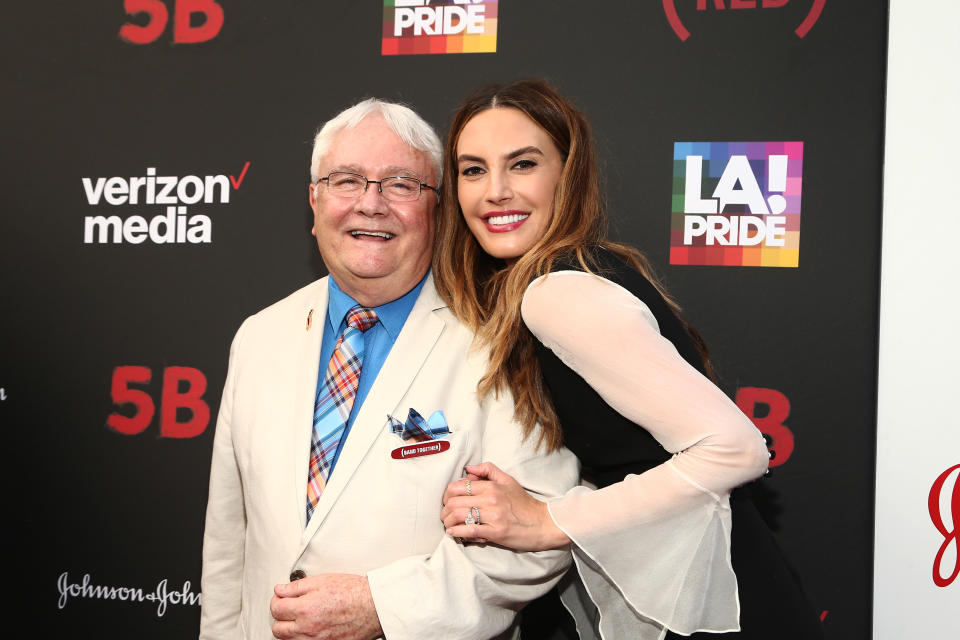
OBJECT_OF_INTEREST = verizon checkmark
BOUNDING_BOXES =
[230,161,251,190]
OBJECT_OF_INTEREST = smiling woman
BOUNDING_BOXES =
[433,79,824,640]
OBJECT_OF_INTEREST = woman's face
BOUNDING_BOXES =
[455,107,565,263]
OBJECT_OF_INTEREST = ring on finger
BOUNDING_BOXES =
[466,478,472,496]
[465,511,476,525]
[470,506,481,525]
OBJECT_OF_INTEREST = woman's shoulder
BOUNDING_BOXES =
[529,245,707,375]
[548,244,623,273]
[544,245,662,305]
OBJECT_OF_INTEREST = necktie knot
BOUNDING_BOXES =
[345,306,378,333]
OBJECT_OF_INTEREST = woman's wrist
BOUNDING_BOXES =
[538,500,572,549]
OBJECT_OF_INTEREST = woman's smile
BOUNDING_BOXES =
[482,210,531,232]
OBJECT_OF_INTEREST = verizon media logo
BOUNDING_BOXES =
[57,572,201,616]
[81,161,249,244]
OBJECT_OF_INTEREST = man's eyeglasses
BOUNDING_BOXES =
[315,171,439,203]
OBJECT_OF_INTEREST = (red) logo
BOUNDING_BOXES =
[928,463,960,587]
[662,0,826,42]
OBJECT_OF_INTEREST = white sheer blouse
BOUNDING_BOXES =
[521,271,770,640]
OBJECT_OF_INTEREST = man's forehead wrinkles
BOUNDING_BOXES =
[327,163,428,180]
[329,163,365,174]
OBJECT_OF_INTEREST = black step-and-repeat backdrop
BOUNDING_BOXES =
[3,2,887,637]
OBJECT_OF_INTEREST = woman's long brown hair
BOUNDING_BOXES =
[433,79,713,452]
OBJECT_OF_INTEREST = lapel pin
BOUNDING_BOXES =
[306,309,313,331]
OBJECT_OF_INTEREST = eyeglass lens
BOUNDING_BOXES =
[325,172,423,202]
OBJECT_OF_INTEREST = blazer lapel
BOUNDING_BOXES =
[292,279,330,532]
[298,276,447,550]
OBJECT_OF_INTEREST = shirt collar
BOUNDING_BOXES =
[326,272,429,340]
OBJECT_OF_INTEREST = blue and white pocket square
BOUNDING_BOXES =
[388,408,451,442]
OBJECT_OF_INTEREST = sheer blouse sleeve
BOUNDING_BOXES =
[521,271,769,640]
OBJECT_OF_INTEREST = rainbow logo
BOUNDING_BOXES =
[670,141,803,268]
[382,1,498,56]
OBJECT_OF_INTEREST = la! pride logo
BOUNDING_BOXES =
[382,0,498,56]
[671,142,803,267]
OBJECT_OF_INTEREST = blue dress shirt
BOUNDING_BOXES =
[317,273,428,470]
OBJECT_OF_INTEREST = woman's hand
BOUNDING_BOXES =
[441,461,571,551]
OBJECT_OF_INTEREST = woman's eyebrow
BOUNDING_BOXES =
[504,146,543,160]
[457,146,545,164]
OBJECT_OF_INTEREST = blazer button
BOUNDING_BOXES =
[289,570,306,581]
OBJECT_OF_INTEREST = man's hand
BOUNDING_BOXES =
[270,574,383,640]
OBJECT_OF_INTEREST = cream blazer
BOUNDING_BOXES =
[200,275,578,640]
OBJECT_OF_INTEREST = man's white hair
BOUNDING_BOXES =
[309,98,442,185]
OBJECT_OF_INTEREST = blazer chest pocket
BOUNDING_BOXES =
[390,432,467,482]
[387,432,470,550]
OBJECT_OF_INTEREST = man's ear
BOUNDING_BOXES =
[308,184,319,237]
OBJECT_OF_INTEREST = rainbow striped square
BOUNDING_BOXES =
[382,1,498,56]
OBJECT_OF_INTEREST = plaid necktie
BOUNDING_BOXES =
[306,305,378,523]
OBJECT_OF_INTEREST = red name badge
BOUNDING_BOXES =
[391,440,451,460]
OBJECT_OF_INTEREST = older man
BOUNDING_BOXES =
[199,99,577,640]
